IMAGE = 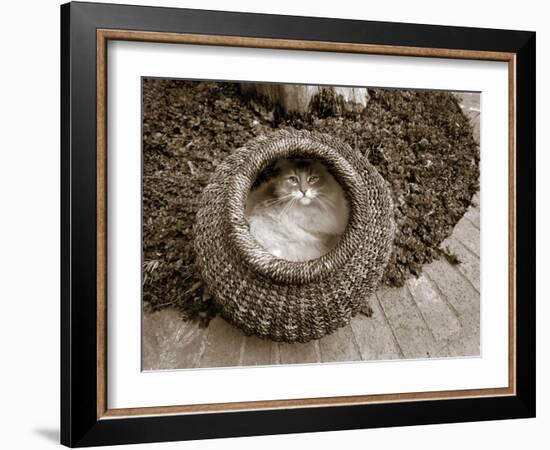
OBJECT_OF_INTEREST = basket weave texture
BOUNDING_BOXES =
[194,130,395,343]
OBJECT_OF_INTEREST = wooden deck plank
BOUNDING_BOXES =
[406,275,462,343]
[440,235,480,292]
[432,344,453,358]
[424,260,480,357]
[442,328,480,357]
[350,296,403,361]
[376,287,439,359]
[279,340,320,365]
[318,325,362,363]
[452,218,480,257]
[198,317,245,368]
[455,92,480,144]
[424,259,480,324]
[464,207,480,229]
[241,335,279,366]
[142,309,207,370]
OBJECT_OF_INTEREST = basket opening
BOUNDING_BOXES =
[225,134,369,285]
[245,157,350,263]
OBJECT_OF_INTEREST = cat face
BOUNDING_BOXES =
[273,158,330,206]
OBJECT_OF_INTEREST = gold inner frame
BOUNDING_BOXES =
[96,28,517,420]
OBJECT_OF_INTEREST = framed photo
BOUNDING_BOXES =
[61,1,536,447]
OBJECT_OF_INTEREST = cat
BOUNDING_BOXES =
[245,158,349,262]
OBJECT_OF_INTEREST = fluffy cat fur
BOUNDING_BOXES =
[245,158,349,262]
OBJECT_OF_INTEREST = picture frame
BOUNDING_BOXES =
[60,1,536,447]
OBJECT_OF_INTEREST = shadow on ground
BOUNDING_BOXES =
[34,428,59,444]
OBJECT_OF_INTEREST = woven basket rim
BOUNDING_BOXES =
[224,131,370,285]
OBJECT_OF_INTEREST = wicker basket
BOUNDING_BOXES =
[194,129,395,343]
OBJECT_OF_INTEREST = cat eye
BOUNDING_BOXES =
[308,175,319,184]
[287,176,299,185]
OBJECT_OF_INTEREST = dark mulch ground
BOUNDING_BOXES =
[142,79,479,324]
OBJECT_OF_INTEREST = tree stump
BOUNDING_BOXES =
[240,83,369,118]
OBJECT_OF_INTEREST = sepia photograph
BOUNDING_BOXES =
[141,78,481,370]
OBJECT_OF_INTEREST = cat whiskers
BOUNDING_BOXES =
[316,192,337,209]
[277,197,297,221]
[257,194,293,209]
[316,199,332,215]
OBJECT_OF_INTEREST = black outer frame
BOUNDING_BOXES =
[60,1,536,447]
